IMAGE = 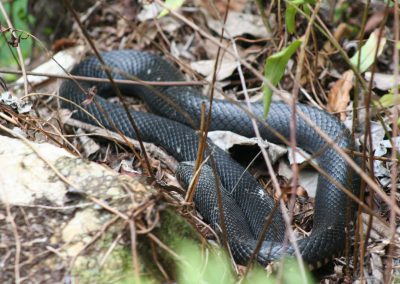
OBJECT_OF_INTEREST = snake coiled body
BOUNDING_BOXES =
[59,50,357,266]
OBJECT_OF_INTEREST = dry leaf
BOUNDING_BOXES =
[76,128,100,157]
[327,69,354,120]
[205,11,273,39]
[195,0,247,18]
[81,86,97,106]
[318,23,351,68]
[190,58,237,81]
[278,161,318,198]
[16,45,85,85]
[365,10,391,34]
[370,253,384,283]
[207,130,287,164]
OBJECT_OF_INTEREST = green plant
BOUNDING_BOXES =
[176,240,315,284]
[263,40,302,117]
[285,0,316,34]
[0,0,34,71]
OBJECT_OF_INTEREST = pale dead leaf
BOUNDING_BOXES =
[207,130,287,164]
[190,58,237,81]
[16,46,85,85]
[370,253,384,283]
[318,23,351,68]
[137,3,159,21]
[278,161,318,198]
[203,38,241,59]
[205,11,273,38]
[365,72,397,90]
[76,128,100,157]
[327,70,354,120]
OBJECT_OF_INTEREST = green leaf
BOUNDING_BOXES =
[374,92,400,108]
[285,0,315,34]
[158,0,185,18]
[285,4,297,34]
[350,30,387,73]
[288,0,308,4]
[263,39,302,117]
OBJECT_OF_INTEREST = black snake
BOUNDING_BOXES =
[59,50,358,267]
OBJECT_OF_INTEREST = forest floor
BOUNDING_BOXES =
[0,1,399,283]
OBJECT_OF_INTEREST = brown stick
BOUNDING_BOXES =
[63,0,154,178]
[0,68,206,86]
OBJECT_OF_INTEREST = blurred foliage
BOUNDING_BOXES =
[113,210,315,283]
[376,87,400,126]
[0,0,34,73]
[285,0,315,34]
[176,240,315,284]
[333,2,350,23]
[158,0,185,18]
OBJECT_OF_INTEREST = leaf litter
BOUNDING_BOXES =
[0,0,399,283]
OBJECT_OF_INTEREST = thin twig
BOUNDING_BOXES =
[145,231,182,261]
[0,68,206,86]
[0,104,81,156]
[186,1,232,256]
[0,123,132,222]
[68,215,120,270]
[285,4,321,279]
[129,220,141,283]
[5,203,21,284]
[0,123,82,189]
[0,1,28,97]
[284,5,320,276]
[386,0,400,281]
[88,196,129,220]
[244,200,280,275]
[231,42,308,282]
[150,241,170,281]
[153,0,393,216]
[185,102,207,202]
[99,232,123,267]
[63,0,154,178]
[354,0,383,278]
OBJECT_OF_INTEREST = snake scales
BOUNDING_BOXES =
[59,50,357,267]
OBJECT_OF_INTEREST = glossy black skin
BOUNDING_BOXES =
[59,50,357,265]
